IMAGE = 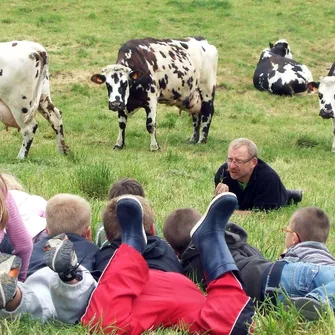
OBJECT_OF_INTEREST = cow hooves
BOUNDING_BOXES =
[113,145,124,150]
[189,138,199,144]
[150,145,160,151]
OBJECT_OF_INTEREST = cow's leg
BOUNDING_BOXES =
[17,121,38,159]
[198,98,214,144]
[332,119,335,153]
[114,111,127,150]
[190,113,201,143]
[38,95,69,155]
[145,105,159,151]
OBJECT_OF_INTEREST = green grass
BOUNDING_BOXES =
[1,0,335,334]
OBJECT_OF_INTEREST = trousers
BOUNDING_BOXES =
[82,244,254,335]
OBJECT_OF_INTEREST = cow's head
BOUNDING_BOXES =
[308,77,335,119]
[269,39,292,59]
[91,64,144,112]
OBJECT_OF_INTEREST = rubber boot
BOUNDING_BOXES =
[116,195,147,254]
[190,192,239,284]
[286,189,303,205]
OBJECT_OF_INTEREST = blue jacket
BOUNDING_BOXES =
[27,233,99,278]
[94,235,183,280]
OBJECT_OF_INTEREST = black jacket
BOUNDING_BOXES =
[214,158,288,211]
[94,235,183,280]
[27,233,99,278]
[181,223,272,302]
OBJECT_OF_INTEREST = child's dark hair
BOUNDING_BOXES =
[290,207,330,243]
[108,178,145,200]
[163,208,201,255]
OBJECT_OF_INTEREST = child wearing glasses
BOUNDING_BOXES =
[173,204,335,320]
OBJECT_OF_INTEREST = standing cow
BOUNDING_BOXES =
[253,39,313,95]
[0,40,68,159]
[308,62,335,152]
[91,37,218,150]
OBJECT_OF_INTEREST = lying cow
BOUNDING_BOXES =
[0,40,68,158]
[308,62,335,152]
[253,39,313,95]
[91,37,218,150]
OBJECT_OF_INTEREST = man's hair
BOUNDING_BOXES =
[163,208,202,255]
[228,138,258,158]
[103,195,154,242]
[0,174,8,230]
[290,207,330,243]
[1,173,24,191]
[108,178,145,200]
[46,194,91,236]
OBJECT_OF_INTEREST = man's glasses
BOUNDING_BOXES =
[226,156,254,165]
[281,227,301,243]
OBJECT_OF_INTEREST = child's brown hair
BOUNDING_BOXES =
[163,208,201,255]
[290,207,330,243]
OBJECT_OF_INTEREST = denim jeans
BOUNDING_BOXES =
[265,262,335,310]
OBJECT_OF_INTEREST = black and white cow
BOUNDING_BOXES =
[308,62,335,152]
[253,39,313,95]
[91,37,218,150]
[0,40,68,158]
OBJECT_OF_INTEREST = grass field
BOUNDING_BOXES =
[1,0,335,334]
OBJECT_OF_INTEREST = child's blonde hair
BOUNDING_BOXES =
[103,195,154,242]
[0,174,9,230]
[46,194,91,236]
[290,207,330,243]
[1,173,24,191]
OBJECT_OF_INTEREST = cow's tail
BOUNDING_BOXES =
[23,51,49,124]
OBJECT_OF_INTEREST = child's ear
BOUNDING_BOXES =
[83,226,92,241]
[150,224,156,236]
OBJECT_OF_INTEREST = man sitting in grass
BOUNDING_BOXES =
[214,137,302,211]
[180,206,335,320]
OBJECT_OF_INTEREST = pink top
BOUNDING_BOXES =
[0,192,33,281]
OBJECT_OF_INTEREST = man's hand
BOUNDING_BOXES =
[215,183,230,196]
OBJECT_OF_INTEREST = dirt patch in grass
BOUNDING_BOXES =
[50,70,93,87]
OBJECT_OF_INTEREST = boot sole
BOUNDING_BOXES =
[117,195,147,245]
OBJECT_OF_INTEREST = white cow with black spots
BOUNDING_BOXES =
[0,40,68,158]
[308,62,335,152]
[253,39,313,95]
[91,37,218,151]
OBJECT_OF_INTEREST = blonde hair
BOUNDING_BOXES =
[46,194,91,236]
[290,207,330,243]
[0,174,9,230]
[103,195,154,242]
[1,173,24,191]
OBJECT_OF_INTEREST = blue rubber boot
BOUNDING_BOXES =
[190,192,239,284]
[116,195,147,254]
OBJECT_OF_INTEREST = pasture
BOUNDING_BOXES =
[0,0,335,334]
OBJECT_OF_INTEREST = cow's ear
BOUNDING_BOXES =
[269,42,274,48]
[91,74,106,84]
[129,71,144,81]
[307,81,320,93]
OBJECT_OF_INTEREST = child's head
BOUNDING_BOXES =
[46,194,92,237]
[0,174,8,230]
[1,173,24,191]
[284,207,330,249]
[103,195,154,242]
[163,208,202,256]
[108,178,145,200]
